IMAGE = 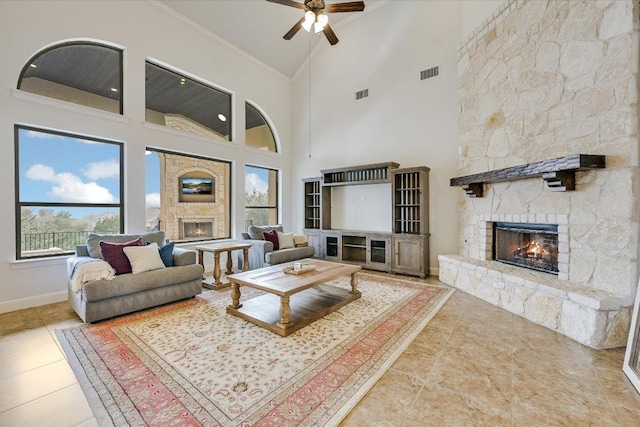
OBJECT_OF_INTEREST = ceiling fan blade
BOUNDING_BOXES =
[266,0,305,9]
[325,1,365,13]
[283,16,306,40]
[323,24,339,45]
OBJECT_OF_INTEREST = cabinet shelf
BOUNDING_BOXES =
[321,162,399,186]
[343,244,366,249]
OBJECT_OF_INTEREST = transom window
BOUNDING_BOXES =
[245,165,279,229]
[18,42,123,114]
[245,102,277,152]
[145,62,232,141]
[15,126,124,259]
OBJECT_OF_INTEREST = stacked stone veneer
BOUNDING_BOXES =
[440,0,640,348]
[159,153,230,242]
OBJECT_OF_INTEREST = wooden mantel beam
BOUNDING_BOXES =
[450,154,605,197]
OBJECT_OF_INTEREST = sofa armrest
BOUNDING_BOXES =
[173,247,196,266]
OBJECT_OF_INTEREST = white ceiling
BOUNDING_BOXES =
[158,0,389,78]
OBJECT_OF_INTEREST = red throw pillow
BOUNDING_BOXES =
[262,229,280,251]
[100,237,143,275]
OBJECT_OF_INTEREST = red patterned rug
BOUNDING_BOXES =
[57,272,453,426]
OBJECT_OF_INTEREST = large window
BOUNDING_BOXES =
[15,126,123,259]
[145,148,231,242]
[245,166,278,229]
[18,42,123,114]
[145,62,232,141]
[245,102,277,152]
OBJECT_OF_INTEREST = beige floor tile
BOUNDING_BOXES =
[75,418,99,427]
[0,340,64,379]
[0,383,93,427]
[0,308,43,336]
[0,326,54,353]
[0,359,78,412]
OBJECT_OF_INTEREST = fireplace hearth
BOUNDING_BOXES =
[493,222,558,275]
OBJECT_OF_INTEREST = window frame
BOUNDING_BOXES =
[14,124,124,260]
[17,41,124,115]
[244,165,280,230]
[145,147,233,242]
[245,101,279,153]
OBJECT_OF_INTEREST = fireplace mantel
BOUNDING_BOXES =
[450,154,605,197]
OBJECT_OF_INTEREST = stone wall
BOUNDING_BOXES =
[456,0,639,298]
[441,0,640,348]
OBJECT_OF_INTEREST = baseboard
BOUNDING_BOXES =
[430,266,440,277]
[0,291,68,314]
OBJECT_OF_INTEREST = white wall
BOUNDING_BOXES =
[0,1,292,311]
[462,0,504,39]
[291,1,465,274]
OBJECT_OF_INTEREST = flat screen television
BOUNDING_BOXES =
[181,177,213,195]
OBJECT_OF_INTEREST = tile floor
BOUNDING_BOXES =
[1,277,640,426]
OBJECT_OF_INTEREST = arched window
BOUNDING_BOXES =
[245,102,278,153]
[18,41,123,114]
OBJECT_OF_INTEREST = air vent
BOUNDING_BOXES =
[355,89,369,100]
[420,66,439,81]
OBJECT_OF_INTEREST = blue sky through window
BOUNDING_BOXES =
[19,128,121,217]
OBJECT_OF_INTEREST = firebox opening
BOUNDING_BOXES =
[493,222,559,275]
[181,221,214,240]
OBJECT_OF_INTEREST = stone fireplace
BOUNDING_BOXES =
[439,0,639,349]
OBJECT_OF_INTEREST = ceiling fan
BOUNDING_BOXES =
[266,0,365,45]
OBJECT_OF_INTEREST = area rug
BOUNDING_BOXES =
[57,272,454,427]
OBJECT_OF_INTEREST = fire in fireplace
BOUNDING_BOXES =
[182,221,213,239]
[493,222,559,274]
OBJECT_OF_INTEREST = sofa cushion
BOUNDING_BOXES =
[277,231,295,249]
[265,246,315,266]
[100,238,143,275]
[81,264,204,302]
[158,242,175,267]
[247,225,283,240]
[87,231,166,259]
[294,235,309,247]
[263,229,280,250]
[124,243,166,274]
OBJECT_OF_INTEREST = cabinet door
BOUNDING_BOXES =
[367,236,391,271]
[324,233,341,261]
[304,231,322,258]
[392,236,424,277]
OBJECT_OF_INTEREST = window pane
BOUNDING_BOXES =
[245,166,278,229]
[245,103,277,152]
[145,62,231,141]
[18,43,122,114]
[16,126,123,259]
[20,206,120,258]
[145,149,231,242]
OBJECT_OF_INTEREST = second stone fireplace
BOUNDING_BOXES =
[494,222,558,275]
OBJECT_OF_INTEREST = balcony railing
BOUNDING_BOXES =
[21,231,95,253]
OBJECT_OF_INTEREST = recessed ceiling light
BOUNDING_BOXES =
[218,114,227,122]
[110,88,118,92]
[29,64,37,68]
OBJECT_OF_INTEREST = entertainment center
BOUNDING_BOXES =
[303,162,430,277]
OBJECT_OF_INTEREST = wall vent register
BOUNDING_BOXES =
[355,89,369,100]
[420,66,439,80]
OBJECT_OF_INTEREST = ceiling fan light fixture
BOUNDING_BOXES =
[314,13,329,33]
[302,10,315,32]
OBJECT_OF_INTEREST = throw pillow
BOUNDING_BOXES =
[263,229,280,250]
[248,225,284,240]
[123,243,166,274]
[99,237,143,275]
[158,242,175,267]
[293,234,309,247]
[277,231,295,249]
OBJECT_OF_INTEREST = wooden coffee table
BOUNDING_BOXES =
[226,259,362,336]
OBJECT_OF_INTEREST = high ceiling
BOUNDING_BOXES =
[159,0,388,78]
